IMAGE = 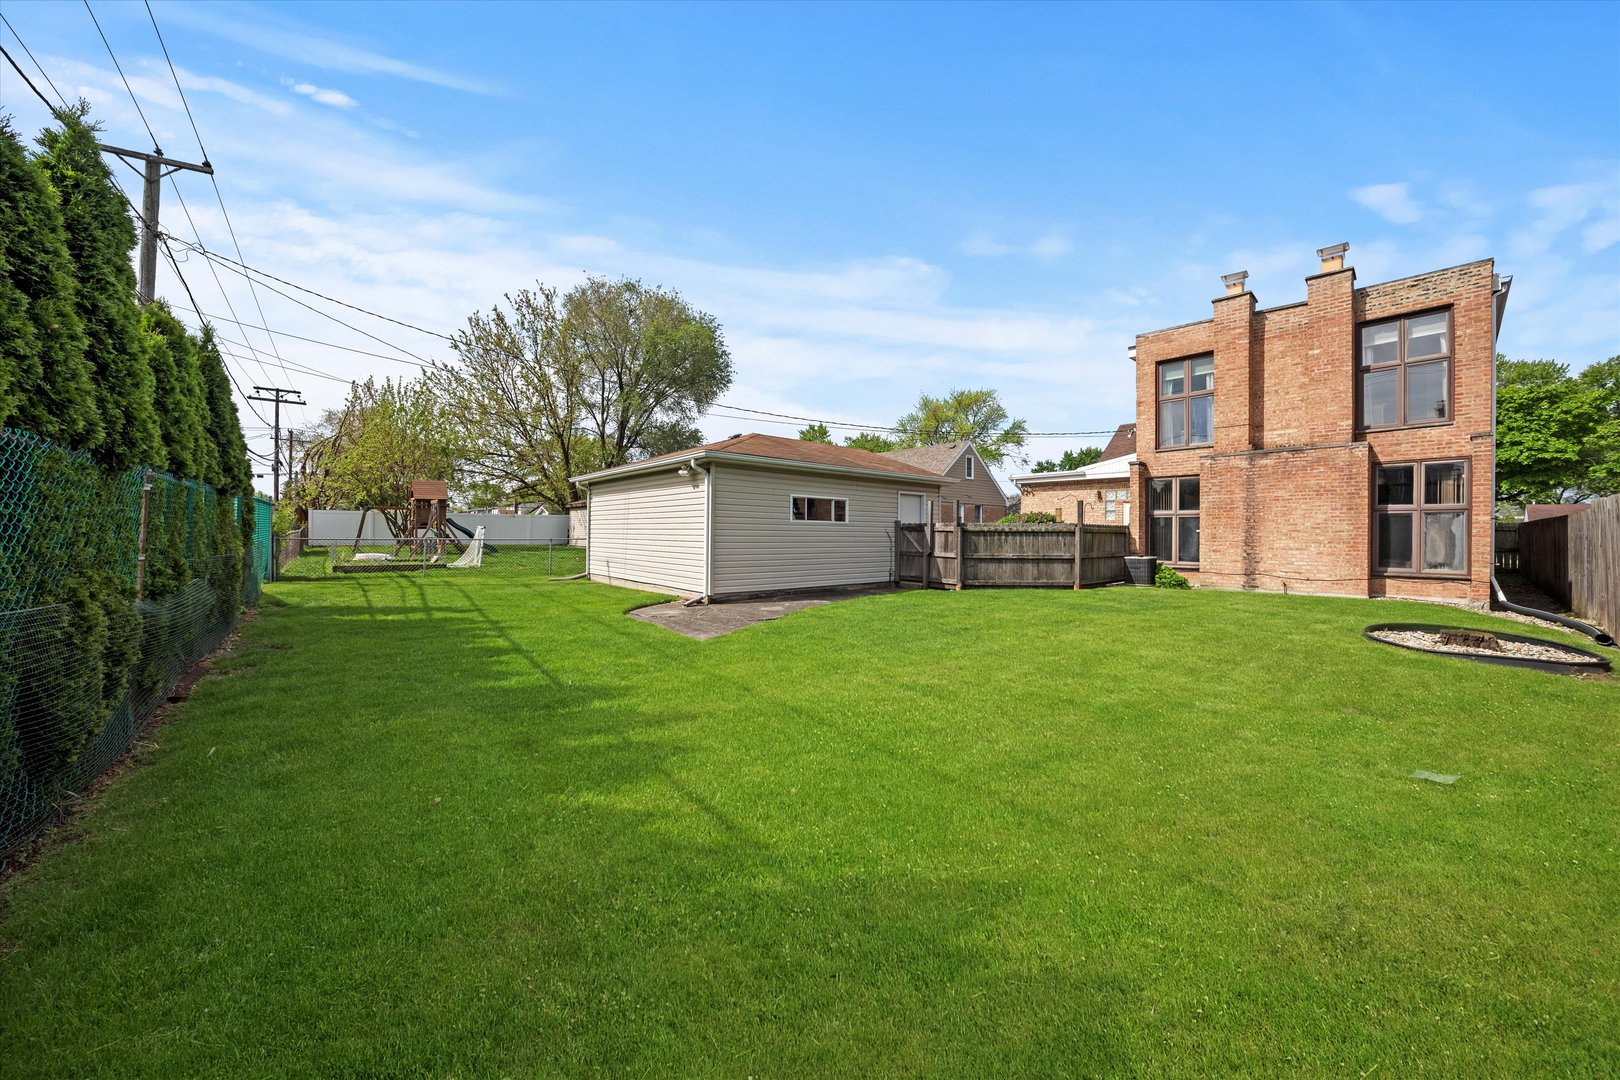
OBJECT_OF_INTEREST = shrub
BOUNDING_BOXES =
[1154,564,1191,589]
[995,511,1060,524]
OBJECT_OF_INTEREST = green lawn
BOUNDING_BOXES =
[1,576,1616,1076]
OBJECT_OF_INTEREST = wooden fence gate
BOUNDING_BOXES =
[895,520,1128,589]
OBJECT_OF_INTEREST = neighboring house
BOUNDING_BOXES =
[1098,422,1137,461]
[1127,244,1509,603]
[572,434,951,598]
[879,442,1009,522]
[1009,451,1136,524]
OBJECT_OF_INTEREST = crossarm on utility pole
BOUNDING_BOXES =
[95,143,213,304]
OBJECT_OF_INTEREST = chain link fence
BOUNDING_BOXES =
[0,428,271,861]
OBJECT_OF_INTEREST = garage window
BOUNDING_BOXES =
[791,495,848,522]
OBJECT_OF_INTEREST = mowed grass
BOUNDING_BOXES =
[1,576,1616,1077]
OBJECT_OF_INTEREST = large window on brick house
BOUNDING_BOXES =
[1374,460,1468,574]
[1150,476,1199,564]
[1359,310,1452,429]
[1157,356,1214,449]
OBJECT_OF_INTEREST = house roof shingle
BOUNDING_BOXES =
[878,442,968,474]
[1099,423,1136,461]
[578,433,949,483]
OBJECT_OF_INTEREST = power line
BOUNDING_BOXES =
[158,235,271,426]
[142,0,206,160]
[180,242,457,342]
[183,243,436,365]
[0,18,68,110]
[163,180,277,383]
[131,4,297,407]
[83,0,159,151]
[168,243,1122,440]
[164,301,434,369]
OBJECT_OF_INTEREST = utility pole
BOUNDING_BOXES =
[286,428,296,502]
[95,141,213,303]
[247,386,305,501]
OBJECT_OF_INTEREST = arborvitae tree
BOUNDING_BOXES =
[0,246,30,425]
[197,325,251,495]
[0,117,98,445]
[36,105,162,469]
[140,303,210,480]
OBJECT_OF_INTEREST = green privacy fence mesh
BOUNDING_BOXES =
[0,428,270,860]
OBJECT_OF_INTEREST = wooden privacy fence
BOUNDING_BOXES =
[896,520,1129,589]
[1494,522,1519,572]
[1518,494,1619,635]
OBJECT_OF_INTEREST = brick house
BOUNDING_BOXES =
[1127,245,1510,603]
[1010,450,1135,524]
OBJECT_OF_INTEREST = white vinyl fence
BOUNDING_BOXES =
[307,509,572,544]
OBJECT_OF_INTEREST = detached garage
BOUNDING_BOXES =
[573,433,951,598]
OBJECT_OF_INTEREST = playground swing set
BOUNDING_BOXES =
[337,480,487,572]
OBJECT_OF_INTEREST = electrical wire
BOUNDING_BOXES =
[163,301,435,369]
[178,242,457,342]
[133,2,298,404]
[0,19,68,111]
[83,0,159,151]
[183,243,436,365]
[164,180,278,384]
[158,236,271,425]
[141,0,205,161]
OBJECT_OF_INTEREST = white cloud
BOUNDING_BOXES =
[162,5,495,94]
[1349,182,1426,225]
[961,231,1074,258]
[289,81,359,109]
[1511,179,1620,257]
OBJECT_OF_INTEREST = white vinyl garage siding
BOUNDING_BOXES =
[710,465,931,595]
[587,468,707,594]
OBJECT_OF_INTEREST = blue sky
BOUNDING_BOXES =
[3,0,1617,487]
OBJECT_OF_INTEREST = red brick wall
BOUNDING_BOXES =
[1131,257,1498,603]
[1017,477,1131,524]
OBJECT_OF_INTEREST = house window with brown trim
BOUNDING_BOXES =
[1157,356,1214,449]
[1150,476,1199,564]
[1359,310,1452,429]
[1374,460,1468,574]
[791,495,848,522]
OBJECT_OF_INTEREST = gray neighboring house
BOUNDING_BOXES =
[572,433,951,598]
[880,442,1010,522]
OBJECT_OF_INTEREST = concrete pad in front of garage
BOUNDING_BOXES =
[629,585,899,640]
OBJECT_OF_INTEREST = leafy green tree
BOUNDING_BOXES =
[1577,356,1620,495]
[35,105,162,468]
[893,388,1028,467]
[1495,357,1608,503]
[1031,447,1102,473]
[140,302,210,480]
[0,117,98,446]
[798,422,833,444]
[434,277,732,508]
[300,377,461,534]
[843,431,897,454]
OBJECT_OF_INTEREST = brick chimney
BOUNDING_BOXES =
[1316,242,1349,273]
[1222,271,1249,296]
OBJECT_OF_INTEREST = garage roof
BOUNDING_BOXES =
[573,433,952,485]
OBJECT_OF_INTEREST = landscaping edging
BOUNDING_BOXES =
[1364,622,1613,676]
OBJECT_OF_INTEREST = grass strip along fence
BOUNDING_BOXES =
[0,427,272,861]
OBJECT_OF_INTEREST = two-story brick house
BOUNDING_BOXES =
[1127,245,1510,604]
